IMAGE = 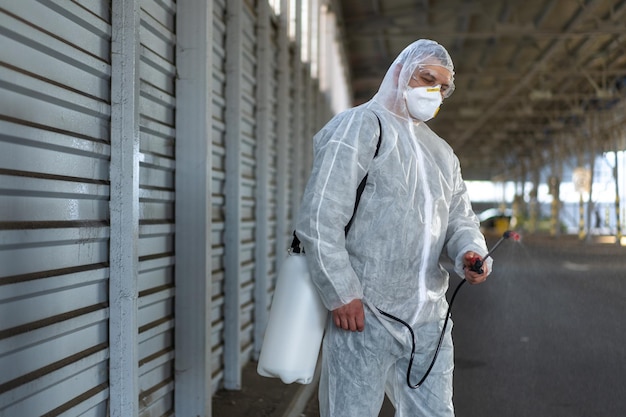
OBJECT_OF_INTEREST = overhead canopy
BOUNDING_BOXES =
[332,0,626,180]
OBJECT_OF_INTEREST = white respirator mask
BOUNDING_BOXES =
[404,85,443,122]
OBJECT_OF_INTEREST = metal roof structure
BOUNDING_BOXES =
[332,0,626,180]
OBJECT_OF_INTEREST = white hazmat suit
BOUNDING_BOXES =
[296,39,491,417]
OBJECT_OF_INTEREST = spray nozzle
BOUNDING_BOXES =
[503,230,520,241]
[469,230,519,274]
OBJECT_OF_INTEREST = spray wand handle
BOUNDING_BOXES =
[469,240,499,274]
[469,257,486,274]
[469,230,519,274]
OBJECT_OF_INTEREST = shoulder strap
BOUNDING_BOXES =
[291,112,382,253]
[344,113,382,236]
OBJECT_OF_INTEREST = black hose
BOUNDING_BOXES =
[377,278,466,389]
[376,230,518,388]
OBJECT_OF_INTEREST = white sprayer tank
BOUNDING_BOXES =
[257,253,328,384]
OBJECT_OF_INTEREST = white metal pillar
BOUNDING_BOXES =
[614,132,623,244]
[549,140,563,237]
[174,0,213,414]
[224,0,244,390]
[253,0,272,359]
[109,0,140,415]
[585,116,598,241]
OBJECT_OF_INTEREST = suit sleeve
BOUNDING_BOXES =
[295,109,380,310]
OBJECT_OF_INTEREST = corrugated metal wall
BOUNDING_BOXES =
[210,0,229,394]
[0,0,339,415]
[222,0,257,390]
[252,0,281,360]
[136,0,177,414]
[0,0,111,415]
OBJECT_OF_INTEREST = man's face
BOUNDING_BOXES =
[408,64,454,99]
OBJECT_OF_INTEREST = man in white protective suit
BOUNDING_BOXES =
[295,39,492,417]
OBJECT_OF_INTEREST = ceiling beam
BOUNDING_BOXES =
[452,0,617,149]
[346,26,626,40]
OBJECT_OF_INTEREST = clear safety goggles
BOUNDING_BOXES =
[411,67,455,98]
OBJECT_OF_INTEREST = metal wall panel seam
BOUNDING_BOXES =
[137,328,172,356]
[0,349,109,415]
[138,50,173,81]
[0,119,110,156]
[137,319,173,344]
[223,0,245,390]
[0,327,107,388]
[139,351,175,380]
[57,386,109,417]
[0,294,108,340]
[109,0,141,415]
[36,0,111,37]
[139,8,176,45]
[1,295,108,340]
[0,72,111,140]
[174,0,214,414]
[0,174,109,197]
[140,81,176,108]
[0,62,110,115]
[141,0,176,28]
[1,0,111,57]
[138,381,174,417]
[1,17,110,100]
[138,256,174,275]
[0,148,109,184]
[138,360,172,390]
[211,0,229,395]
[210,0,226,392]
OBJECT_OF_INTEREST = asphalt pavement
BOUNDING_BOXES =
[451,234,626,417]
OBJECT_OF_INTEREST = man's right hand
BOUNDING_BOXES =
[332,299,365,332]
